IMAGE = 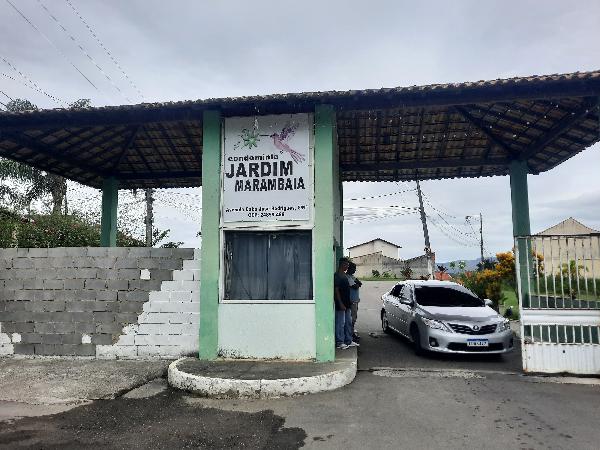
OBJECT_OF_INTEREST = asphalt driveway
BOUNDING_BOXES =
[355,281,523,373]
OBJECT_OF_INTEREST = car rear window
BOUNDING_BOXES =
[414,285,483,307]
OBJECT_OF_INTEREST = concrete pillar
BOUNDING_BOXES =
[509,160,532,307]
[314,104,337,362]
[199,110,221,360]
[100,177,118,247]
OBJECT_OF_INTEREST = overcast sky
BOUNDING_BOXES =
[1,0,599,261]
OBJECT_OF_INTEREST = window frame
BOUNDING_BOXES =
[222,229,314,302]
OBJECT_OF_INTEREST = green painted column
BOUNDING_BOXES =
[509,160,532,307]
[314,104,337,362]
[100,177,118,247]
[199,110,222,360]
[337,180,344,261]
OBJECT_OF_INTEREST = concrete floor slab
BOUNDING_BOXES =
[168,348,357,398]
[0,358,171,405]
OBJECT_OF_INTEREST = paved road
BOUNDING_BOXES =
[1,281,599,449]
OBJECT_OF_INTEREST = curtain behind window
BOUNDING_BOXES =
[267,232,312,300]
[224,231,312,300]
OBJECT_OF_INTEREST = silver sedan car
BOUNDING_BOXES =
[381,280,514,354]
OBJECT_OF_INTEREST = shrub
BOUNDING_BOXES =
[0,211,144,248]
[371,269,380,278]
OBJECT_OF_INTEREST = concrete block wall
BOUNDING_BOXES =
[0,247,199,358]
[97,250,200,358]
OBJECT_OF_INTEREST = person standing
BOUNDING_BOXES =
[334,258,358,349]
[346,261,362,341]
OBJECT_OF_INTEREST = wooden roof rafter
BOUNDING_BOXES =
[0,69,598,188]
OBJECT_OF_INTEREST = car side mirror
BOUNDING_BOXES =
[400,297,413,306]
[484,299,493,307]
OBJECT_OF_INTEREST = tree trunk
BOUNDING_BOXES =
[50,175,67,215]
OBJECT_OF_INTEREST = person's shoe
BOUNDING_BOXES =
[348,341,360,347]
[337,344,349,350]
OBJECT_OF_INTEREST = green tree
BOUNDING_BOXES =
[0,98,90,214]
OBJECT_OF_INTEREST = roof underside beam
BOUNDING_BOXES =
[117,170,202,180]
[517,97,596,162]
[1,131,108,178]
[453,105,519,159]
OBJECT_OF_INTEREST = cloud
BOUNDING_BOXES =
[2,0,599,260]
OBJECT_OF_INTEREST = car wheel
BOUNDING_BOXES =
[381,311,391,334]
[410,325,423,355]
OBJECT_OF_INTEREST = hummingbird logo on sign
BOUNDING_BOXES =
[265,122,305,164]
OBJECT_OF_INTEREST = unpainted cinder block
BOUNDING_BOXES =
[96,290,118,301]
[96,269,119,279]
[34,343,56,355]
[60,334,82,344]
[159,259,182,270]
[53,322,77,333]
[12,258,34,269]
[118,269,141,280]
[107,279,128,291]
[85,279,107,290]
[23,279,44,289]
[174,248,195,260]
[13,343,35,355]
[118,302,143,313]
[20,333,42,344]
[39,334,62,345]
[94,257,117,269]
[43,280,64,290]
[137,258,160,269]
[87,247,108,257]
[91,334,113,345]
[27,248,48,257]
[125,291,149,302]
[64,279,85,290]
[5,279,24,290]
[114,258,139,269]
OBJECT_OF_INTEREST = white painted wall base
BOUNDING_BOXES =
[97,249,201,359]
[218,303,316,360]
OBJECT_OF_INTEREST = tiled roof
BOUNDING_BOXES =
[1,69,599,188]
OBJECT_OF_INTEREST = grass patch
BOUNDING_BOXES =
[501,285,519,319]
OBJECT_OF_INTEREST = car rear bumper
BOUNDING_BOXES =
[421,328,514,354]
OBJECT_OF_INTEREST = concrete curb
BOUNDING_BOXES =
[168,355,357,399]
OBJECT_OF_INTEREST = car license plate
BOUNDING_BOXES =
[467,339,489,347]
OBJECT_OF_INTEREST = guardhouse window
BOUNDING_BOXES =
[223,231,313,300]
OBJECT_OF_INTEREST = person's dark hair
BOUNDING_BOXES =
[338,257,349,267]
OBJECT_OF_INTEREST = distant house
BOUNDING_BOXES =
[536,217,599,236]
[347,238,431,279]
[348,238,401,260]
[434,271,452,281]
[533,217,600,277]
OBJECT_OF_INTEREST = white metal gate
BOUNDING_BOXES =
[515,234,600,374]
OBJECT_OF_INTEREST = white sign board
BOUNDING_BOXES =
[222,113,311,222]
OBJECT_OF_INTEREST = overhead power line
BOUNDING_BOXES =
[0,88,13,101]
[0,59,66,106]
[64,0,145,101]
[5,0,99,91]
[37,0,132,103]
[345,187,416,201]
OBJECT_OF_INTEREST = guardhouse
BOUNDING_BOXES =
[1,70,599,366]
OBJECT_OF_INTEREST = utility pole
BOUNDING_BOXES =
[479,212,484,266]
[416,179,433,279]
[145,188,154,247]
[467,213,485,268]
